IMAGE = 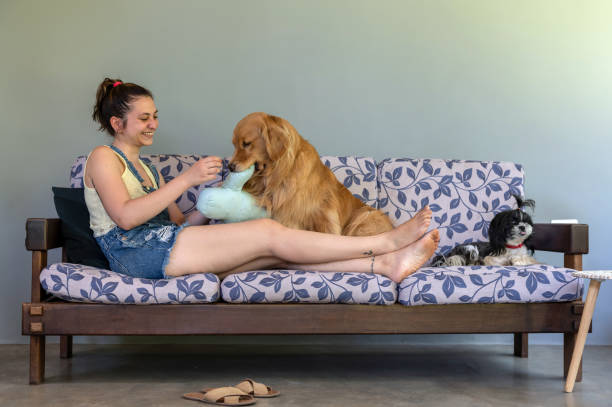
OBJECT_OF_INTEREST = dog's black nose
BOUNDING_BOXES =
[228,163,236,172]
[518,225,525,232]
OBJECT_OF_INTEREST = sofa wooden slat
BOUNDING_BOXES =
[22,301,582,336]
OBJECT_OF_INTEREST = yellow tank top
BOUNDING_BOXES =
[84,146,159,237]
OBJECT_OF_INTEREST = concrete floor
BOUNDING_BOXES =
[0,343,610,407]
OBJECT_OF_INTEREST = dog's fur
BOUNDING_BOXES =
[431,196,537,267]
[229,112,394,236]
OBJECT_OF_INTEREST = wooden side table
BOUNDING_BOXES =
[564,270,610,393]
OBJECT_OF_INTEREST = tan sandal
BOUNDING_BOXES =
[233,378,280,398]
[183,387,256,406]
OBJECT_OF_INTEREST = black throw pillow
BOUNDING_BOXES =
[52,187,110,269]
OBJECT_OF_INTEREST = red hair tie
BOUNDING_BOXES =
[112,81,122,88]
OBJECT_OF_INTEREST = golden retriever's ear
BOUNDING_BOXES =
[262,115,291,161]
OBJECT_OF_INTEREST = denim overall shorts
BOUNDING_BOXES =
[95,146,187,279]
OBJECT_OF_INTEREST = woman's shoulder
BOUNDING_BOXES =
[88,145,124,171]
[89,145,112,157]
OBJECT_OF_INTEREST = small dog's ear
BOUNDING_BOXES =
[514,195,535,211]
[487,214,507,255]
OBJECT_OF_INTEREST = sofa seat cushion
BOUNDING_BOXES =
[221,270,397,305]
[40,263,220,304]
[398,264,583,306]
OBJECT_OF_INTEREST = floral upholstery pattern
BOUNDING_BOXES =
[41,263,220,304]
[320,156,379,208]
[398,264,583,306]
[221,270,397,305]
[378,159,525,258]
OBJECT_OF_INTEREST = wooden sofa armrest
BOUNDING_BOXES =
[531,223,588,271]
[531,223,588,254]
[25,218,63,302]
[26,218,63,251]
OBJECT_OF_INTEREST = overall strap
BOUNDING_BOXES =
[142,159,161,188]
[108,145,157,193]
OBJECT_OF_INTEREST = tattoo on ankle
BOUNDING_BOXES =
[363,250,375,273]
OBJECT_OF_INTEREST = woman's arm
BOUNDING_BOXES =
[87,146,221,230]
[157,176,211,226]
[185,210,211,226]
[158,175,186,225]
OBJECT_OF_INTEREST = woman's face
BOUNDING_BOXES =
[115,96,158,146]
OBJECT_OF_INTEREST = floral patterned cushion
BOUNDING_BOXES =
[398,264,583,306]
[221,270,397,305]
[320,156,379,208]
[378,158,525,258]
[40,263,220,304]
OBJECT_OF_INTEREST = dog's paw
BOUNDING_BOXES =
[483,255,508,266]
[510,256,538,266]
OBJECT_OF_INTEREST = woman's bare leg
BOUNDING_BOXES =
[287,230,440,282]
[217,257,286,280]
[216,230,439,283]
[165,211,432,278]
[167,222,439,283]
[214,207,433,279]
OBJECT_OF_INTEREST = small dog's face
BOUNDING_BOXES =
[489,208,534,249]
[229,112,297,175]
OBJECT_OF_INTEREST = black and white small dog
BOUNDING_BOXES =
[431,196,537,267]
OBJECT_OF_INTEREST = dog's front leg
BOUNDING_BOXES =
[311,208,343,235]
[483,255,509,266]
[510,255,538,266]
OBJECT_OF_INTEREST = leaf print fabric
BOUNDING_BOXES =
[41,263,220,304]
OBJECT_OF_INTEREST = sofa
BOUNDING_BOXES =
[23,153,589,384]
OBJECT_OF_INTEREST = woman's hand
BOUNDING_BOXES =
[184,156,223,187]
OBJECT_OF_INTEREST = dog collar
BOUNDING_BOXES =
[506,243,524,249]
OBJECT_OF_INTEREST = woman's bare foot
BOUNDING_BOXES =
[386,206,432,250]
[379,229,440,283]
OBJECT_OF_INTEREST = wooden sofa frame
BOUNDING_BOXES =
[23,218,589,384]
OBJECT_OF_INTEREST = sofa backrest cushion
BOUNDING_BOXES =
[70,154,227,215]
[320,156,379,209]
[377,158,525,256]
[70,154,378,215]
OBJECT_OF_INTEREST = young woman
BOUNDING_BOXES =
[86,78,439,283]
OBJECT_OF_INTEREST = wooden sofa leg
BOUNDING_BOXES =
[29,335,45,384]
[564,332,582,382]
[60,335,73,359]
[514,333,528,357]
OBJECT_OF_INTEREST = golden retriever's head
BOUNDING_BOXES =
[229,112,299,175]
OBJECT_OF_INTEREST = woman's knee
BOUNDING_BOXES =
[253,218,286,255]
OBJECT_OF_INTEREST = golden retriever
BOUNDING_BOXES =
[229,112,394,236]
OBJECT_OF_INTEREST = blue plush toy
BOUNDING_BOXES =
[196,165,268,223]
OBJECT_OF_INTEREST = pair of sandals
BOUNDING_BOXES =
[183,378,280,406]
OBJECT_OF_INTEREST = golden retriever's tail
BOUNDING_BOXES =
[342,205,394,236]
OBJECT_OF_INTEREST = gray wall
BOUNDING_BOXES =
[2,0,611,345]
